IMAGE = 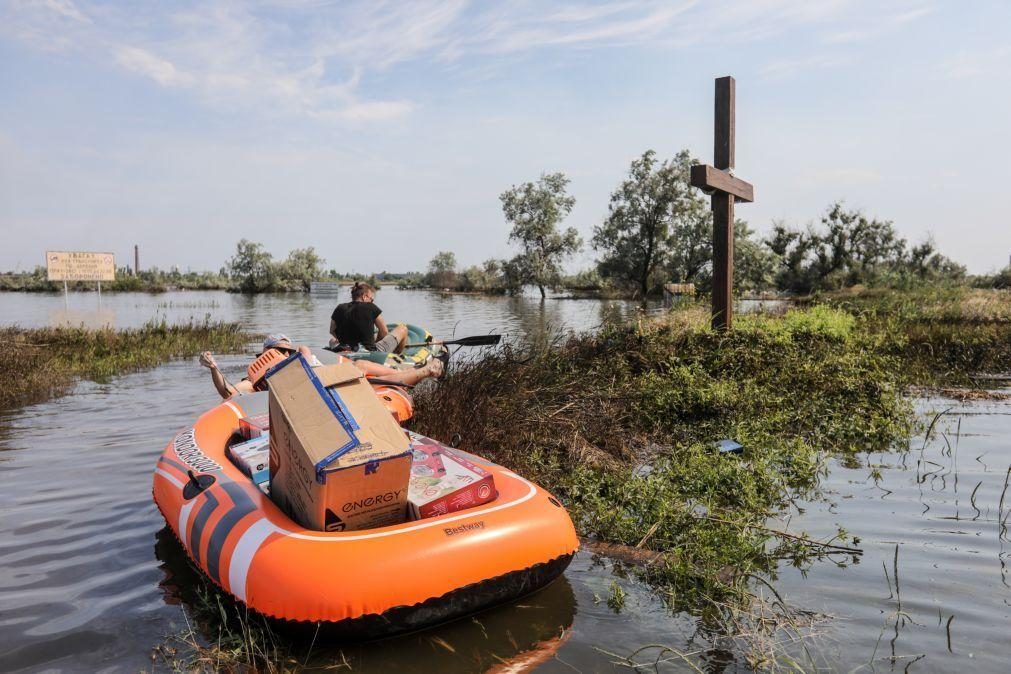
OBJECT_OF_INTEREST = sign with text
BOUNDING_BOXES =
[46,251,116,282]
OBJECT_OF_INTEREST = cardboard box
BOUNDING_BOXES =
[227,435,270,485]
[407,441,496,520]
[267,355,412,532]
[239,413,270,440]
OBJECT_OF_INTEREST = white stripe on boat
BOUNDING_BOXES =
[155,468,183,489]
[228,518,278,602]
[178,499,197,549]
[224,401,244,419]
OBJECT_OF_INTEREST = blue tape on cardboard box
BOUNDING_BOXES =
[266,353,363,483]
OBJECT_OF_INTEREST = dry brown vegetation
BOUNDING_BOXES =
[0,321,251,409]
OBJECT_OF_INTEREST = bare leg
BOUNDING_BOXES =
[353,360,399,377]
[392,324,409,354]
[354,358,442,386]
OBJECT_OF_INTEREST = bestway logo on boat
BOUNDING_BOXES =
[174,428,222,473]
[443,521,485,536]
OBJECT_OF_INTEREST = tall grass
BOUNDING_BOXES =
[816,286,1011,383]
[0,320,251,409]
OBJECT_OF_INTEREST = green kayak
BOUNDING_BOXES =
[344,323,445,370]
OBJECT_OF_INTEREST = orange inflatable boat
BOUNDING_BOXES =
[152,391,578,638]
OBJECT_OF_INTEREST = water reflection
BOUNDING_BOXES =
[154,527,576,673]
[47,308,117,329]
[767,397,1011,672]
[0,289,658,349]
[4,289,782,348]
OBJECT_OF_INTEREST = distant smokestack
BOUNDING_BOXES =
[134,245,139,275]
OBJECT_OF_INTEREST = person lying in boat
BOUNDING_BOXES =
[328,282,408,354]
[200,333,442,400]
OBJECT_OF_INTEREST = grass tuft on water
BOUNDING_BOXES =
[0,320,252,409]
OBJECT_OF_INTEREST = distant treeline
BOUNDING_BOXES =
[0,267,230,293]
[0,242,404,294]
[5,148,1009,297]
[405,149,1011,298]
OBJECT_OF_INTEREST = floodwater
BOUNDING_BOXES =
[0,287,656,344]
[1,290,1009,672]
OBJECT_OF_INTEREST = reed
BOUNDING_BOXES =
[0,320,252,409]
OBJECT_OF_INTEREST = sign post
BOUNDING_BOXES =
[46,251,116,307]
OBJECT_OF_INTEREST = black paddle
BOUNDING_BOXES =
[406,334,502,348]
[367,379,415,389]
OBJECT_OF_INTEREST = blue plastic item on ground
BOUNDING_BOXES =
[716,439,744,455]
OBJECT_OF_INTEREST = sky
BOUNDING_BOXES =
[1,0,1010,275]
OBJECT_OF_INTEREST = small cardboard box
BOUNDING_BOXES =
[227,435,270,485]
[239,413,270,440]
[407,441,496,520]
[267,356,412,532]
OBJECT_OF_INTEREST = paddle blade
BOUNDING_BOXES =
[405,334,502,349]
[445,334,502,347]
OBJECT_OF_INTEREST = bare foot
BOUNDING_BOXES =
[427,358,445,379]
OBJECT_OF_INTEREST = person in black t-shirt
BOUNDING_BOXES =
[328,282,408,353]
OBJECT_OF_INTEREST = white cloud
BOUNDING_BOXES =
[1,0,937,122]
[940,45,1011,80]
[760,54,847,80]
[115,46,192,87]
[334,100,416,123]
[36,0,91,23]
[823,3,932,44]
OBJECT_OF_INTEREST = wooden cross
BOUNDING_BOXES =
[690,76,754,331]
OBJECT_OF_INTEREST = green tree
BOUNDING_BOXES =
[993,266,1011,289]
[669,218,778,294]
[594,150,706,298]
[562,267,608,291]
[459,258,505,292]
[279,247,325,291]
[765,203,965,293]
[226,239,276,292]
[897,239,965,285]
[426,251,457,288]
[734,221,781,292]
[500,172,582,298]
[500,256,526,294]
[664,181,712,289]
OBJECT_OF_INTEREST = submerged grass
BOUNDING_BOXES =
[0,320,251,409]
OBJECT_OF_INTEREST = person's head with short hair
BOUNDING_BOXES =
[351,282,374,302]
[262,333,295,355]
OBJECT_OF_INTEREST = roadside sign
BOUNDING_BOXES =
[45,251,116,282]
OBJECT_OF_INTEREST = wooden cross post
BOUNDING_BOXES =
[690,76,754,331]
